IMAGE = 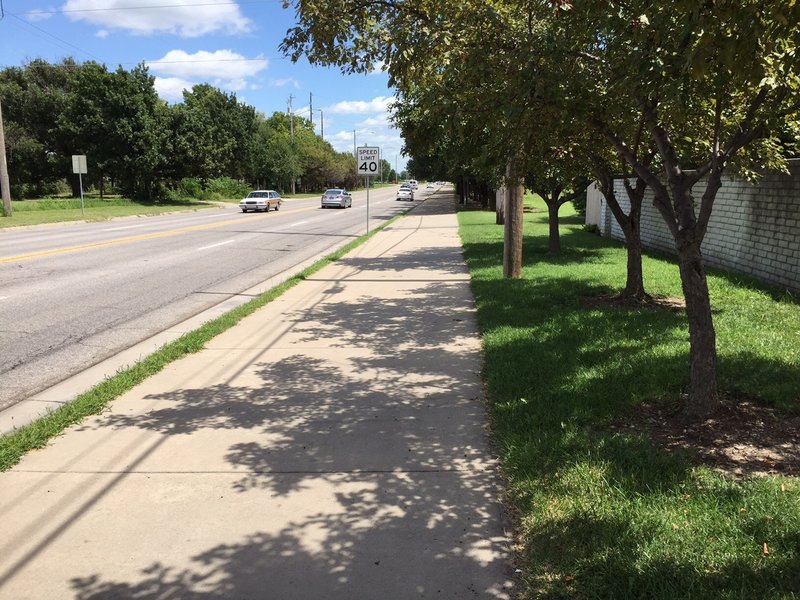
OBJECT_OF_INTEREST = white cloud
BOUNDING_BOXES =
[147,50,267,97]
[147,49,268,80]
[273,77,301,89]
[368,61,387,75]
[61,0,253,38]
[320,95,402,164]
[26,8,55,22]
[359,115,390,128]
[95,29,109,39]
[153,76,193,102]
[327,96,394,115]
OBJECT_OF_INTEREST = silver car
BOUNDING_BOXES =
[321,188,353,208]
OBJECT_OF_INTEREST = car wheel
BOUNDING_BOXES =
[275,203,280,211]
[242,208,248,212]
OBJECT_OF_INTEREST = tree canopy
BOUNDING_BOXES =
[282,0,800,419]
[0,60,359,200]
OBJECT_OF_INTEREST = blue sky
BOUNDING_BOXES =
[0,0,407,171]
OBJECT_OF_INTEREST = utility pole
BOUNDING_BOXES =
[0,98,12,217]
[288,95,295,194]
[353,129,356,157]
[309,92,313,124]
[288,94,294,139]
[317,109,324,140]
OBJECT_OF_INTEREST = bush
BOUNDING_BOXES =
[583,223,600,235]
[204,177,250,200]
[571,190,587,215]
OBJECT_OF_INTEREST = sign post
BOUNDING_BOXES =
[72,155,87,216]
[357,146,380,234]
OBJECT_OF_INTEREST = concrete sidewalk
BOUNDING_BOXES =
[0,192,514,599]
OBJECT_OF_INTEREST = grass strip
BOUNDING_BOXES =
[0,213,406,471]
[2,198,209,228]
[459,195,800,599]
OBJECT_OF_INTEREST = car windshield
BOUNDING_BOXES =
[324,189,343,196]
[248,192,269,198]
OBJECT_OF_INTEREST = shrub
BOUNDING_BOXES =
[204,177,250,200]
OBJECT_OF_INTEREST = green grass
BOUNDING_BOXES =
[459,195,800,599]
[1,197,210,228]
[0,212,405,471]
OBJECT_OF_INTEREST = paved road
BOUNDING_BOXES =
[0,186,419,410]
[0,189,513,599]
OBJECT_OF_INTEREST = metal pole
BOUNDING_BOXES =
[0,98,11,217]
[78,172,85,217]
[366,176,370,235]
[288,95,295,195]
[353,130,356,157]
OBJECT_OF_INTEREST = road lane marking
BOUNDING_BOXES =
[0,205,320,265]
[198,239,236,251]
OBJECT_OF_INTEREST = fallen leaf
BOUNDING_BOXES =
[763,543,770,556]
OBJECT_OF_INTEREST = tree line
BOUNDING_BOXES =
[0,59,393,201]
[281,0,800,420]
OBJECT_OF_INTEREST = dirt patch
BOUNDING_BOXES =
[615,396,800,478]
[581,294,686,312]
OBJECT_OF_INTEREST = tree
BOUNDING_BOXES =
[551,0,800,417]
[0,59,74,198]
[282,0,530,277]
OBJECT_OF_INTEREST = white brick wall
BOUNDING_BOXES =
[598,162,800,293]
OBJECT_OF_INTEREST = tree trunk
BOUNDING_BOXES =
[496,185,505,225]
[503,171,524,278]
[593,171,649,300]
[621,223,647,299]
[546,198,561,254]
[676,234,718,419]
[70,174,81,198]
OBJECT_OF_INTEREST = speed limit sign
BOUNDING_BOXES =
[356,146,380,177]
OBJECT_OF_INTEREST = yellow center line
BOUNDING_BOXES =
[0,205,320,265]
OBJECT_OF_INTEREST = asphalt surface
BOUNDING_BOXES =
[0,189,514,598]
[0,186,414,410]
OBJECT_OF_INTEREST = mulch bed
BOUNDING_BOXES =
[584,293,798,478]
[615,395,800,478]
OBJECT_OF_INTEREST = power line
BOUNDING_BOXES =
[6,14,104,62]
[12,1,278,18]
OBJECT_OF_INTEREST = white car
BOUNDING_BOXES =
[396,185,414,201]
[240,190,282,212]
